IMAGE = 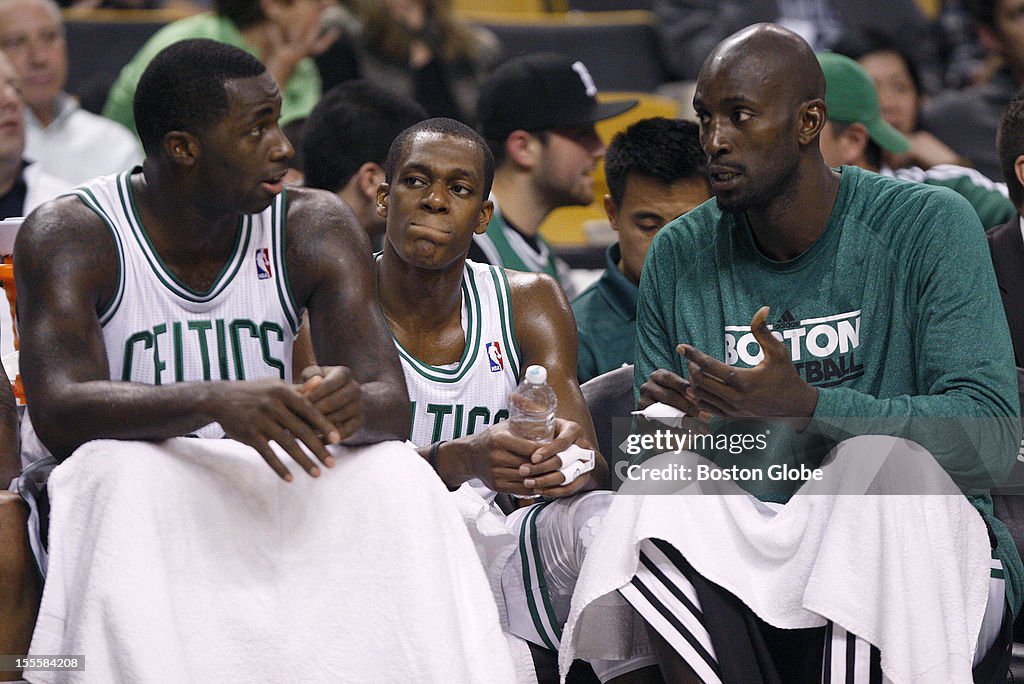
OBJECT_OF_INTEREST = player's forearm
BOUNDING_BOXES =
[341,381,411,446]
[28,381,229,460]
[417,441,471,489]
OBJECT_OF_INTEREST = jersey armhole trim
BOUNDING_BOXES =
[492,265,522,380]
[71,187,125,325]
[272,190,300,334]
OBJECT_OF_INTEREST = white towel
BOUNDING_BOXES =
[28,438,517,684]
[449,483,539,684]
[560,435,992,684]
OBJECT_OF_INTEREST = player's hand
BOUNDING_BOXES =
[447,418,574,496]
[518,418,595,498]
[681,306,818,423]
[297,365,365,442]
[207,378,340,482]
[638,368,709,420]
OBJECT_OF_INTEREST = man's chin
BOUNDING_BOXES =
[714,194,747,214]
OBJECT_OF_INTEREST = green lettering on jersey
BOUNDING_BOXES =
[215,319,229,380]
[259,322,286,379]
[494,409,508,423]
[408,400,417,441]
[122,331,153,381]
[426,403,454,443]
[229,319,259,380]
[187,320,214,380]
[452,404,465,439]
[151,323,167,385]
[172,322,184,382]
[466,406,491,435]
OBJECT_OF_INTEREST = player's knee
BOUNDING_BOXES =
[334,441,441,496]
[0,491,40,599]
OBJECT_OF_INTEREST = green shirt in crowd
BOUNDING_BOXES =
[471,206,576,298]
[635,165,1024,615]
[887,164,1016,230]
[103,13,321,137]
[572,242,637,384]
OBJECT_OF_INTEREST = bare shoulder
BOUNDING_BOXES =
[281,187,374,309]
[506,269,572,315]
[505,268,577,355]
[282,186,369,253]
[15,195,119,302]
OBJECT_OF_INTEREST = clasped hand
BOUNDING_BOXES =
[463,418,593,498]
[214,365,362,482]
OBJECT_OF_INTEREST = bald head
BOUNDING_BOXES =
[699,23,825,108]
[692,23,830,214]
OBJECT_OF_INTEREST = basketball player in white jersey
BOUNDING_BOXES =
[16,38,410,470]
[8,41,517,682]
[373,118,659,683]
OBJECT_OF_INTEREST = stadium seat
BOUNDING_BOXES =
[457,10,668,92]
[580,363,633,486]
[62,8,192,114]
[568,0,653,10]
[451,0,567,13]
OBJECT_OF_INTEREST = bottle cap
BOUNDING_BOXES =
[524,365,547,385]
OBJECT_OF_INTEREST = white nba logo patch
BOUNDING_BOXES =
[486,341,504,372]
[255,248,272,279]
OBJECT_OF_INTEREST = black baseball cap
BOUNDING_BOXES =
[477,52,637,139]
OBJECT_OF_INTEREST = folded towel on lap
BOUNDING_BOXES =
[28,437,516,684]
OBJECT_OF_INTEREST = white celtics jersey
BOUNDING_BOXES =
[70,170,300,438]
[394,260,522,446]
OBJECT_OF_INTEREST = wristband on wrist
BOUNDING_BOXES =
[427,440,446,471]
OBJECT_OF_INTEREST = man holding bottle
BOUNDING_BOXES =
[369,118,658,682]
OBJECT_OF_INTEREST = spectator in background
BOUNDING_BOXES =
[652,0,942,92]
[834,37,970,170]
[0,50,66,220]
[0,48,26,648]
[0,49,68,358]
[572,118,709,384]
[301,80,427,248]
[817,51,1015,229]
[923,0,1024,181]
[471,53,635,299]
[0,0,141,185]
[989,90,1024,366]
[344,0,499,123]
[103,0,338,136]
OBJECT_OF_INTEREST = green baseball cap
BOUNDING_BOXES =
[817,51,910,154]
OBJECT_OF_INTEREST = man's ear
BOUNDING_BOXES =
[603,194,620,232]
[476,199,494,234]
[798,99,828,145]
[1013,154,1024,195]
[505,130,541,169]
[163,131,198,167]
[356,162,386,202]
[375,183,390,218]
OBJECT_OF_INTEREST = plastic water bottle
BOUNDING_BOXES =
[508,365,557,442]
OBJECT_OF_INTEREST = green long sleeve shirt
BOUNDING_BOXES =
[572,243,638,384]
[635,165,1024,614]
[102,13,321,136]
